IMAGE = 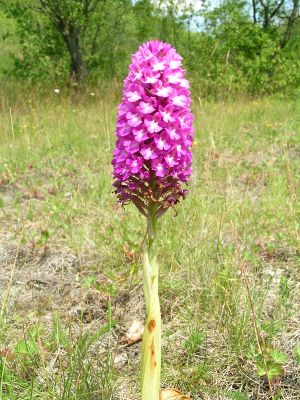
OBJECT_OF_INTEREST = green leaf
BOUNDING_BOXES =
[0,196,4,208]
[256,361,267,376]
[270,349,288,364]
[246,342,258,359]
[294,345,300,365]
[256,358,283,379]
[267,364,282,380]
[184,330,205,356]
[15,339,38,355]
[83,275,96,288]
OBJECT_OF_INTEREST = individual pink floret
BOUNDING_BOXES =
[151,158,168,177]
[142,67,160,84]
[154,132,172,151]
[164,154,178,167]
[149,57,166,72]
[153,81,173,98]
[164,69,184,84]
[159,105,175,123]
[144,114,163,133]
[140,144,158,160]
[170,90,189,108]
[126,111,143,127]
[139,101,156,114]
[133,126,149,142]
[166,125,181,141]
[127,156,144,173]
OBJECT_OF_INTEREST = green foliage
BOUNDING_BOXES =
[247,342,289,380]
[0,313,117,399]
[15,338,38,355]
[184,329,205,356]
[188,0,300,96]
[85,0,135,79]
[0,10,19,77]
[294,345,300,365]
[0,1,67,81]
[0,0,299,95]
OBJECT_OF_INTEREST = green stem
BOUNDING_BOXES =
[141,204,161,400]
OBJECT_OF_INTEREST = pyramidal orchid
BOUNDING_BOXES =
[112,40,193,400]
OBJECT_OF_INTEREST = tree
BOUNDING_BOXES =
[280,0,300,48]
[86,0,133,78]
[33,0,105,82]
[0,0,68,81]
[251,0,300,47]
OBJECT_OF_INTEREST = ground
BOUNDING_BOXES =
[0,92,299,400]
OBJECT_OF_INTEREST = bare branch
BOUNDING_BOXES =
[252,0,258,23]
[270,0,285,18]
[281,0,300,48]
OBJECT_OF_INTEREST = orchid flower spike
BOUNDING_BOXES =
[112,40,193,219]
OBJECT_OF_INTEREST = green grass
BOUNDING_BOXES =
[0,93,299,399]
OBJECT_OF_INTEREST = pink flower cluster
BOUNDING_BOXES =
[112,40,193,216]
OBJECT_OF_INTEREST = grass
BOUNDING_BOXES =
[0,91,299,400]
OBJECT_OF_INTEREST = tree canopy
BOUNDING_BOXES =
[0,0,299,96]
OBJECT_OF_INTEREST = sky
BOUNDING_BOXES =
[148,0,224,30]
[209,0,222,6]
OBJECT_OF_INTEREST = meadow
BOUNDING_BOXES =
[0,90,299,399]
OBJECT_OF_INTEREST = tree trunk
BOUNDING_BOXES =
[252,0,257,24]
[281,0,299,49]
[263,5,270,30]
[64,29,85,82]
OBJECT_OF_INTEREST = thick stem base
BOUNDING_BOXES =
[141,206,161,400]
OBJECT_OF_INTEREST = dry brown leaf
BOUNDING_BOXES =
[124,320,144,345]
[0,348,15,360]
[160,388,191,400]
[113,351,128,369]
[0,177,9,186]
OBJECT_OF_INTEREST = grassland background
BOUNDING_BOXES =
[0,91,299,399]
